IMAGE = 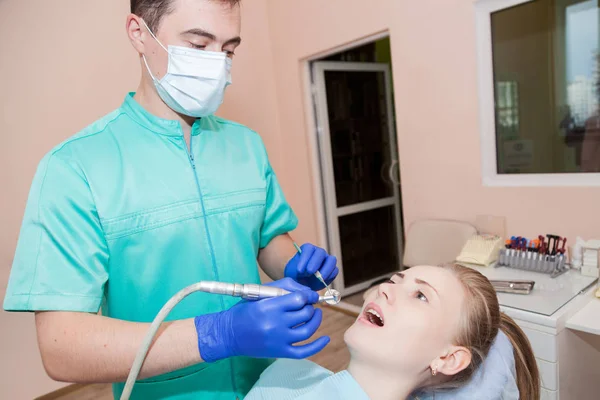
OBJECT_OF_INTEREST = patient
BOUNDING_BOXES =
[246,264,540,400]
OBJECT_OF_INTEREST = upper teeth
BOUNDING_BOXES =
[367,309,383,322]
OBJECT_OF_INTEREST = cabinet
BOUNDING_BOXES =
[474,266,600,399]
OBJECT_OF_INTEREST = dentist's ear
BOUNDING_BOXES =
[126,14,146,54]
[431,346,472,376]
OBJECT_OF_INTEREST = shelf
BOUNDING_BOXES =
[566,295,600,336]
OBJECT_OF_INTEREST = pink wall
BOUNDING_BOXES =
[1,0,599,397]
[0,1,139,397]
[259,0,600,245]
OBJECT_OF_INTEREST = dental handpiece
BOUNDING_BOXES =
[121,280,340,400]
[197,281,341,305]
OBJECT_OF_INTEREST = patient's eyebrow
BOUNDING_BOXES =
[415,278,439,295]
[394,272,439,296]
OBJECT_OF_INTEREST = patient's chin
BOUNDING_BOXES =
[343,321,362,347]
[344,319,382,354]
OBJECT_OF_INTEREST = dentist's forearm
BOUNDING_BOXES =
[35,311,202,383]
[258,233,298,281]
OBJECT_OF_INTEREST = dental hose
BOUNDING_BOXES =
[120,281,341,400]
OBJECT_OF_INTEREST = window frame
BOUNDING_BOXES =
[475,0,600,186]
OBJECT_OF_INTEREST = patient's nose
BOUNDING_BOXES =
[378,283,395,304]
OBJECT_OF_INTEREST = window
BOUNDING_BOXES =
[476,0,600,185]
[495,81,520,138]
[566,1,599,126]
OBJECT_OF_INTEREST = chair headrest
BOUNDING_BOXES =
[411,331,519,400]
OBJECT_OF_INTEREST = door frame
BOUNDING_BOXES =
[302,37,404,295]
[301,31,391,251]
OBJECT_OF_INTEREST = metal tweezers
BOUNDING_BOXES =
[490,280,535,295]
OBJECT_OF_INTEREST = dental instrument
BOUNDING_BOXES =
[490,280,535,295]
[293,242,341,305]
[120,281,340,400]
[293,242,328,289]
[314,271,330,291]
[175,280,339,303]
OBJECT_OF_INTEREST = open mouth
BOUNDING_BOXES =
[362,304,384,327]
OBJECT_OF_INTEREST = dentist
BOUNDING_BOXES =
[3,1,339,399]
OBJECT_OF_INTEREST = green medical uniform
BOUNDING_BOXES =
[3,93,298,399]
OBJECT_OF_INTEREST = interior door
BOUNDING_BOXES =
[312,61,403,296]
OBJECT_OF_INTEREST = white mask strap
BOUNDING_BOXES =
[140,18,169,53]
[140,18,169,83]
[142,54,159,83]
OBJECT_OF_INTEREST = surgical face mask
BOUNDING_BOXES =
[141,20,232,118]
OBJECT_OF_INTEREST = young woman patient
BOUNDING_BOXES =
[245,264,540,400]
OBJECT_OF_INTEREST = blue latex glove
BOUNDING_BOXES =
[194,278,330,363]
[284,243,339,290]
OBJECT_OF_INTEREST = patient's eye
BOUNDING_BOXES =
[416,291,428,303]
[386,278,395,284]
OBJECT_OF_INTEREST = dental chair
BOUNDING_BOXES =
[402,219,478,268]
[411,330,519,400]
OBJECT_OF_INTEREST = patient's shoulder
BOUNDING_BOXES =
[245,360,332,400]
[261,359,332,381]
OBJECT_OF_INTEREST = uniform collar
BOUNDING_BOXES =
[121,92,202,136]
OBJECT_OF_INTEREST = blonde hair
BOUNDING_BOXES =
[433,264,540,399]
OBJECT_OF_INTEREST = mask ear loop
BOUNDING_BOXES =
[139,18,169,82]
[139,19,169,53]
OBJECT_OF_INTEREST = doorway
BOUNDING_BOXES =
[307,35,404,296]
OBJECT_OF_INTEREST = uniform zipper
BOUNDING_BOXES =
[185,135,219,280]
[184,132,239,397]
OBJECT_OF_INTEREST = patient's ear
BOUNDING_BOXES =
[432,346,471,376]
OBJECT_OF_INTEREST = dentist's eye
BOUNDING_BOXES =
[416,291,428,303]
[189,43,206,50]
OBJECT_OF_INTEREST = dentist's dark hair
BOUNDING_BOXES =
[131,0,241,33]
